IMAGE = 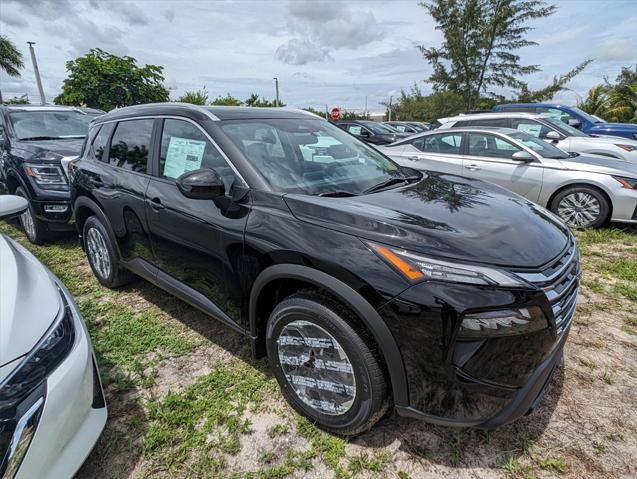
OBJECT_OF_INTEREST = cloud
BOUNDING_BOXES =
[276,0,384,65]
[162,8,175,23]
[115,2,149,26]
[0,10,29,28]
[594,37,637,63]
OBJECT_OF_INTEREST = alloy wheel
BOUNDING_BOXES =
[20,207,36,240]
[557,192,601,228]
[277,320,356,415]
[86,227,112,280]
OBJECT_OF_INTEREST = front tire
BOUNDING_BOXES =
[550,186,610,229]
[83,216,134,288]
[15,186,52,244]
[266,291,389,436]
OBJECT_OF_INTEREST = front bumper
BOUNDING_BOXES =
[5,277,106,479]
[610,186,637,223]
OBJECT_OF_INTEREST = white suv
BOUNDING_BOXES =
[0,196,106,478]
[437,112,637,163]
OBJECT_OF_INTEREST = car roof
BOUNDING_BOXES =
[497,103,571,109]
[439,111,543,123]
[2,104,104,114]
[393,126,518,144]
[94,102,323,124]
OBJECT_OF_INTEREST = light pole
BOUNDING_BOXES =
[388,95,393,122]
[27,42,46,105]
[273,77,280,107]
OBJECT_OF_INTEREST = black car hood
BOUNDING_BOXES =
[284,173,568,269]
[13,138,85,160]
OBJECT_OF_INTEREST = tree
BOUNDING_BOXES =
[516,60,592,102]
[0,35,24,103]
[577,85,609,118]
[176,88,209,105]
[420,0,565,110]
[4,94,29,105]
[303,107,327,118]
[211,93,243,106]
[54,49,169,111]
[244,93,284,107]
[578,66,637,124]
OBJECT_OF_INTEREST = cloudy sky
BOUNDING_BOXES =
[1,0,636,112]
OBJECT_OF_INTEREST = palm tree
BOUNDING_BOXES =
[577,85,609,119]
[0,35,24,103]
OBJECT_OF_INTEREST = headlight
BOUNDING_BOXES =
[612,176,637,189]
[23,163,68,190]
[370,243,525,287]
[0,292,76,477]
[615,144,637,152]
[458,306,548,339]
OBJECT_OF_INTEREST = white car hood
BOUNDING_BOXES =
[556,154,637,177]
[574,135,637,146]
[0,235,60,371]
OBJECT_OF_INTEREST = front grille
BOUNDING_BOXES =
[513,239,581,335]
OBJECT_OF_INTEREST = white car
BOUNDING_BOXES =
[436,112,637,163]
[0,195,106,479]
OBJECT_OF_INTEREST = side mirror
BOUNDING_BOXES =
[567,118,581,129]
[511,151,535,162]
[545,130,561,141]
[176,168,225,200]
[0,195,28,221]
[360,129,371,137]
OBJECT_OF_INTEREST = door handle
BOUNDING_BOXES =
[147,197,165,211]
[407,156,420,161]
[465,164,481,171]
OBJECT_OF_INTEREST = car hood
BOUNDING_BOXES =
[589,122,637,132]
[0,235,61,372]
[556,154,637,176]
[13,138,85,160]
[573,135,637,146]
[284,173,569,268]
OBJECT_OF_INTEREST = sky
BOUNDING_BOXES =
[0,0,636,112]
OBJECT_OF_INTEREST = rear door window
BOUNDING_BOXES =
[90,123,114,162]
[108,119,154,173]
[467,133,521,159]
[413,133,462,154]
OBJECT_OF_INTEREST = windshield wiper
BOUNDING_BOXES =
[318,190,357,197]
[362,175,420,194]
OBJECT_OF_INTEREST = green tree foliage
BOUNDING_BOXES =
[54,49,169,111]
[244,93,284,107]
[302,107,328,118]
[4,95,29,105]
[578,67,637,123]
[419,0,586,110]
[0,35,24,103]
[516,60,592,102]
[176,89,209,105]
[210,94,243,106]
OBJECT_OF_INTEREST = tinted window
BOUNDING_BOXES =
[472,118,509,128]
[159,119,236,191]
[90,123,114,162]
[453,120,472,127]
[467,133,521,159]
[413,133,462,154]
[220,118,404,195]
[109,119,153,173]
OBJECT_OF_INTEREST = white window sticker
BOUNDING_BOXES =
[517,122,542,137]
[163,136,207,178]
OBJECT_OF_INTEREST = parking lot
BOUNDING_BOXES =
[1,219,634,479]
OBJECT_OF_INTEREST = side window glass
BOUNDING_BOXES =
[538,107,574,124]
[415,134,462,155]
[395,125,406,132]
[159,119,236,191]
[511,119,550,138]
[90,123,114,162]
[472,118,508,128]
[109,119,153,173]
[348,125,362,135]
[454,120,472,127]
[468,133,520,159]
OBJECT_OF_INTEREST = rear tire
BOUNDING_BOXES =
[83,215,134,288]
[266,291,389,436]
[15,186,52,244]
[550,185,610,229]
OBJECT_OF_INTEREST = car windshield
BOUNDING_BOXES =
[543,117,589,137]
[509,131,570,159]
[365,122,396,134]
[9,110,98,140]
[570,107,603,124]
[220,118,415,195]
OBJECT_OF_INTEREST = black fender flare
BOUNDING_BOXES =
[249,264,409,407]
[73,196,122,257]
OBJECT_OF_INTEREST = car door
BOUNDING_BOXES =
[395,132,464,174]
[144,117,250,328]
[84,119,154,261]
[462,132,543,202]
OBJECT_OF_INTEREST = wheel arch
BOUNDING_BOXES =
[73,196,122,256]
[249,263,409,407]
[547,182,614,221]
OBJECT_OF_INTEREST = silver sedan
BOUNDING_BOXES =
[377,127,637,228]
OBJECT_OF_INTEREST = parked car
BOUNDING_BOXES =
[335,120,409,145]
[378,127,637,228]
[437,112,637,163]
[70,103,579,434]
[0,195,106,478]
[493,103,637,141]
[383,121,431,134]
[0,105,103,244]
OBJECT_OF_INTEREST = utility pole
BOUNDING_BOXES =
[273,77,280,107]
[388,95,393,122]
[27,42,46,105]
[364,96,368,119]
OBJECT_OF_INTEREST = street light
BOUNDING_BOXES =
[273,77,280,107]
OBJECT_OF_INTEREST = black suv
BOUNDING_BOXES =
[70,103,579,435]
[336,120,409,145]
[0,105,103,243]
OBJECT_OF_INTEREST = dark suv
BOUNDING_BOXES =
[0,105,103,243]
[336,120,409,145]
[70,103,579,435]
